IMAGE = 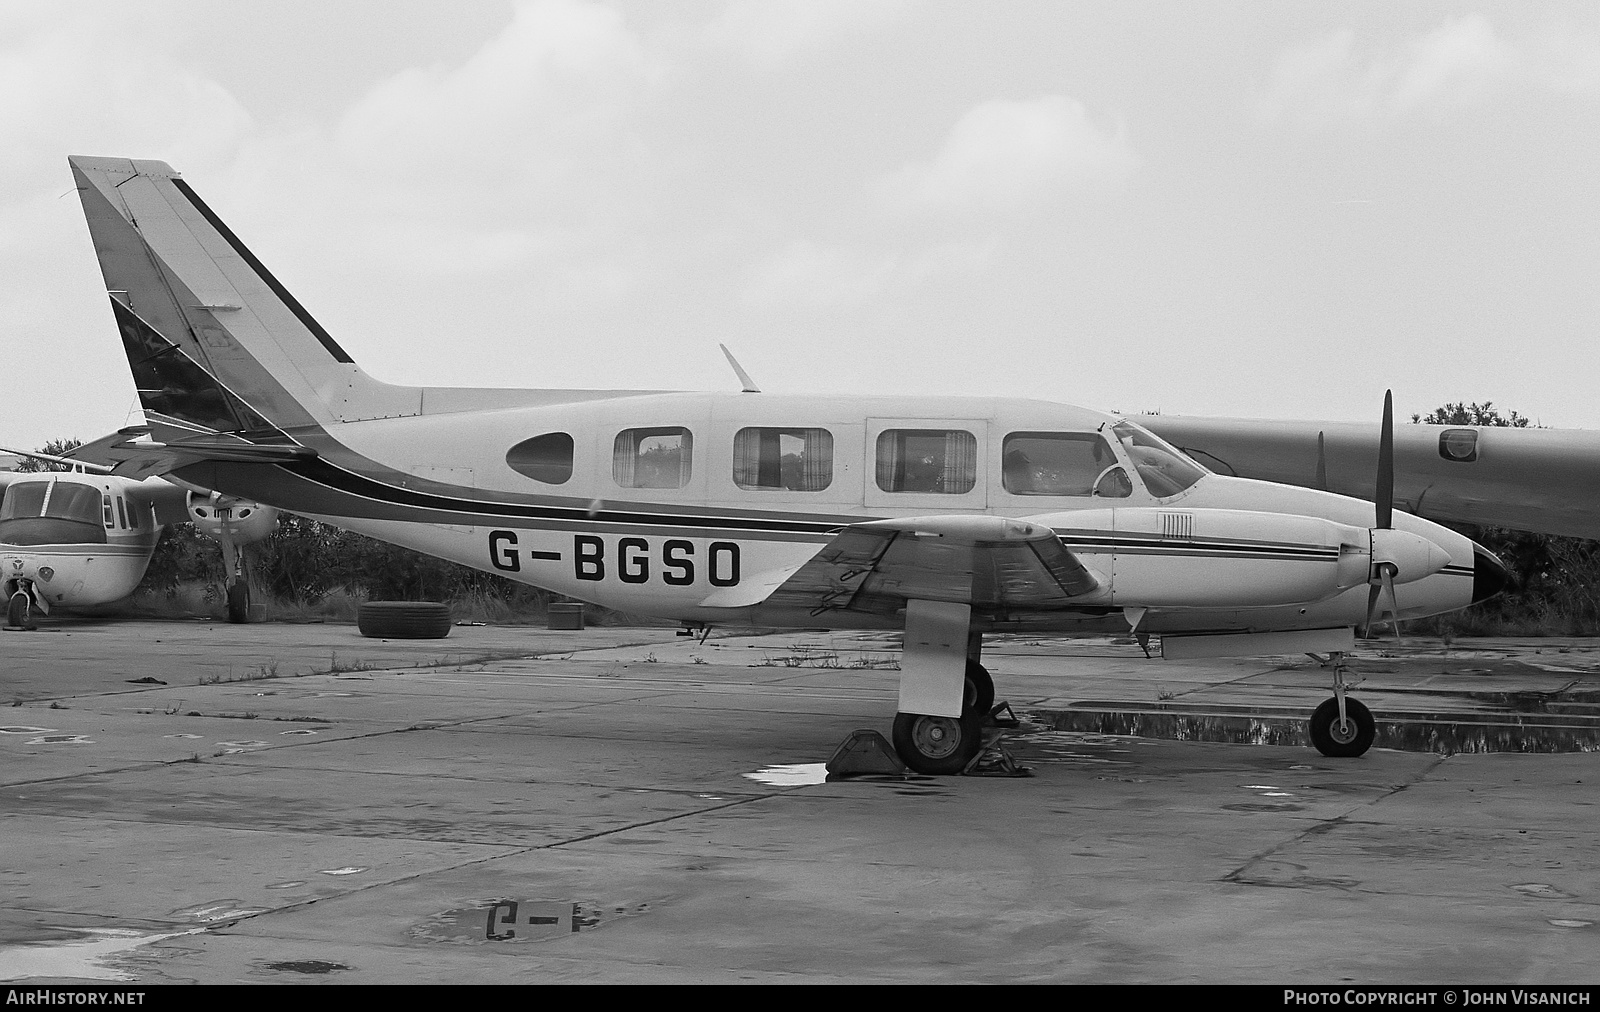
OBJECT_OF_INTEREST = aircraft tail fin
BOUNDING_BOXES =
[70,156,424,436]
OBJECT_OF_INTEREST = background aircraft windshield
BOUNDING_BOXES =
[1111,421,1207,498]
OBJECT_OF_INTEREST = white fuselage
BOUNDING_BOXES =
[266,390,1478,635]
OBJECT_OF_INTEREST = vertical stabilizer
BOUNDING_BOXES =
[71,156,423,431]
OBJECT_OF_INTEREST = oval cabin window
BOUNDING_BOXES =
[506,432,575,485]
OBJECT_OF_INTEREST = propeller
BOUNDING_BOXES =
[1362,391,1402,640]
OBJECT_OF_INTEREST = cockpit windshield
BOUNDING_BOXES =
[1110,420,1208,498]
[0,478,108,546]
[0,480,102,523]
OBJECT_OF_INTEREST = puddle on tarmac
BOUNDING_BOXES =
[742,763,829,786]
[0,927,199,982]
[1030,708,1600,753]
[1011,731,1133,765]
[266,959,347,974]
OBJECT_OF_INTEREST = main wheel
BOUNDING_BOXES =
[964,660,995,719]
[1309,697,1375,757]
[7,591,33,630]
[891,710,983,775]
[226,582,250,624]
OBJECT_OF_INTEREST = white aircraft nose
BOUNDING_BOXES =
[1370,528,1451,584]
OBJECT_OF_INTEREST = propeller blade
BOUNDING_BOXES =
[1369,387,1395,528]
[1362,582,1382,639]
[1376,390,1394,530]
[1381,565,1402,644]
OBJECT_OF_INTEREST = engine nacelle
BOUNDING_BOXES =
[186,493,279,544]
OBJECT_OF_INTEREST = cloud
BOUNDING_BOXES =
[0,13,252,191]
[702,0,909,68]
[1258,15,1600,125]
[742,237,996,308]
[879,95,1138,215]
[335,0,656,188]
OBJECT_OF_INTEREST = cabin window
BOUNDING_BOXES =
[1110,420,1207,497]
[103,494,115,528]
[733,428,833,491]
[614,427,693,489]
[1002,432,1127,497]
[506,432,575,485]
[875,429,977,494]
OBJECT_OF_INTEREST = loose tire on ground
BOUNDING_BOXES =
[891,709,983,775]
[357,601,453,639]
[1309,697,1375,758]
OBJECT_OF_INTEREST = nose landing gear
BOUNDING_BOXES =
[1308,653,1375,757]
[7,588,36,630]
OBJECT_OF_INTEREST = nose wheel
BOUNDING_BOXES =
[1309,653,1375,757]
[7,590,36,631]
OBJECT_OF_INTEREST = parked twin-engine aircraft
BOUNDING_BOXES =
[1138,414,1600,542]
[0,447,276,628]
[64,155,1509,772]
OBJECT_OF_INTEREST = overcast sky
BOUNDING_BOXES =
[4,0,1599,450]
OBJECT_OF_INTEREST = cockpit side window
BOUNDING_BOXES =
[1110,420,1208,498]
[1002,432,1127,497]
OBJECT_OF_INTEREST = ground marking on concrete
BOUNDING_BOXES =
[0,726,54,734]
[743,763,829,787]
[0,926,203,983]
[24,734,92,745]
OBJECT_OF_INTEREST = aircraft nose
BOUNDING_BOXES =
[1472,545,1510,604]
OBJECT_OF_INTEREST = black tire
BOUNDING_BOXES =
[357,601,452,639]
[965,660,995,719]
[891,710,983,775]
[1309,697,1375,758]
[7,591,32,630]
[226,582,250,624]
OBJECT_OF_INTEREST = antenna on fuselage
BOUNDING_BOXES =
[719,344,761,394]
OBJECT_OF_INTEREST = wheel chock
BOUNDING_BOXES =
[963,729,1033,777]
[986,700,1021,728]
[826,729,908,777]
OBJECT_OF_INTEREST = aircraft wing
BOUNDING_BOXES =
[1139,414,1600,541]
[700,515,1101,615]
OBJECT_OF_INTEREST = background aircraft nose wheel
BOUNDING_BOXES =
[7,590,35,630]
[1309,697,1375,757]
[965,660,995,719]
[892,710,983,775]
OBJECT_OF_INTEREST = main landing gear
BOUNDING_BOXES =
[891,660,994,776]
[1308,652,1375,757]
